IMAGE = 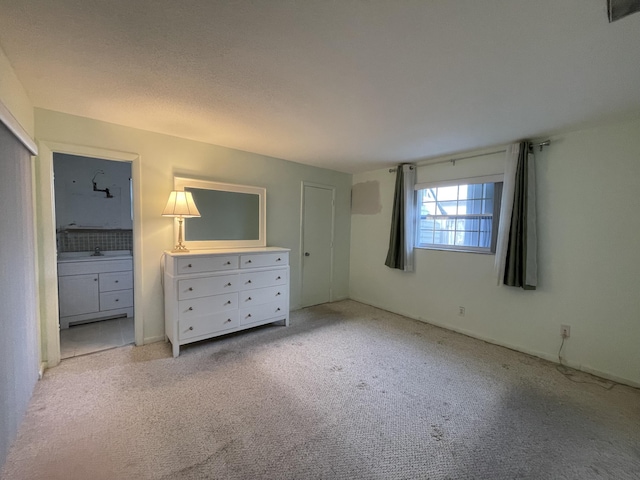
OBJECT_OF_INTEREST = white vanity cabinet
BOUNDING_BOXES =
[163,247,290,357]
[58,274,99,317]
[57,256,134,328]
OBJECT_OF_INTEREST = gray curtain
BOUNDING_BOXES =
[504,141,538,289]
[385,164,415,271]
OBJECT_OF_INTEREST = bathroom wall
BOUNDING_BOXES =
[56,230,133,254]
[53,153,132,230]
[53,153,133,253]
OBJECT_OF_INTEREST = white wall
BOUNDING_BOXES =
[35,108,352,345]
[53,153,133,230]
[0,45,33,137]
[350,116,640,387]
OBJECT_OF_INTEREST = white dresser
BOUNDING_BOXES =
[163,247,290,357]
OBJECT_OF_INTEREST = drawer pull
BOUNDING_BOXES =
[247,297,252,301]
[225,282,232,287]
[225,301,231,305]
[94,278,98,282]
[276,308,281,312]
[225,318,232,323]
[188,326,194,331]
[246,314,252,318]
[247,259,252,264]
[188,287,193,291]
[276,276,281,280]
[246,280,252,284]
[115,299,119,302]
[188,307,193,311]
[187,264,192,268]
[276,292,281,296]
[276,258,281,261]
[115,280,119,283]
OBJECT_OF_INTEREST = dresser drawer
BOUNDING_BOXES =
[240,252,288,269]
[179,311,238,340]
[178,274,239,300]
[176,255,238,274]
[100,289,133,311]
[238,299,288,326]
[100,271,133,292]
[238,285,286,308]
[239,269,287,290]
[178,293,237,319]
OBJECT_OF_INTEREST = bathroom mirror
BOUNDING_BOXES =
[174,177,266,249]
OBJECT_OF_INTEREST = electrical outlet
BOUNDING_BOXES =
[458,306,465,317]
[561,325,570,338]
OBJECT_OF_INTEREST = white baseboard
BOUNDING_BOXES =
[348,296,640,389]
[143,335,166,345]
[38,362,47,380]
[290,296,348,312]
[331,295,349,302]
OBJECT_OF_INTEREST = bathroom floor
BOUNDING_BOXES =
[60,316,135,359]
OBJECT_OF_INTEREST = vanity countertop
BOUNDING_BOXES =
[57,250,132,263]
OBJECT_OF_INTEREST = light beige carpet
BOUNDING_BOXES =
[2,300,639,479]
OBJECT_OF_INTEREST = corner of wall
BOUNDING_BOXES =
[0,43,35,137]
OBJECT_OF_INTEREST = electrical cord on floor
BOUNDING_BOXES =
[556,334,616,390]
[557,334,566,366]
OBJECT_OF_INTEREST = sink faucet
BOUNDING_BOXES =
[91,246,104,256]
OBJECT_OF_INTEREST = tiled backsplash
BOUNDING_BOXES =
[57,229,133,253]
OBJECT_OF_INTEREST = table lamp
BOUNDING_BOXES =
[162,191,201,252]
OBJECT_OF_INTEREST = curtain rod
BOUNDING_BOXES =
[389,140,550,172]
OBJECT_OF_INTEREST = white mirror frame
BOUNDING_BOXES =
[174,176,266,249]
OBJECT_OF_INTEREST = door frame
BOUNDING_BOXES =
[36,141,143,368]
[299,181,336,307]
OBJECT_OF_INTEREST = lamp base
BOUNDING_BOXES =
[171,217,189,252]
[171,243,189,253]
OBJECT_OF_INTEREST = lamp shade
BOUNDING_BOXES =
[162,191,201,218]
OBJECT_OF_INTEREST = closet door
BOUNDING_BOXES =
[301,183,334,307]
[0,117,40,465]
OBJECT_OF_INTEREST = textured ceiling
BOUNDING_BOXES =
[0,0,639,173]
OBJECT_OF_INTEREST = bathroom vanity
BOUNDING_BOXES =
[163,247,289,357]
[57,252,134,329]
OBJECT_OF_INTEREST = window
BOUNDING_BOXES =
[416,180,502,253]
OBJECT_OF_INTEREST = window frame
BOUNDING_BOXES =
[414,175,503,254]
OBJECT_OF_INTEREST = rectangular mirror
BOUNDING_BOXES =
[174,177,266,249]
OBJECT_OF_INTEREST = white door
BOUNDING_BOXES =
[301,184,334,307]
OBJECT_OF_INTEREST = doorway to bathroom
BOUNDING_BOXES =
[53,153,135,359]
